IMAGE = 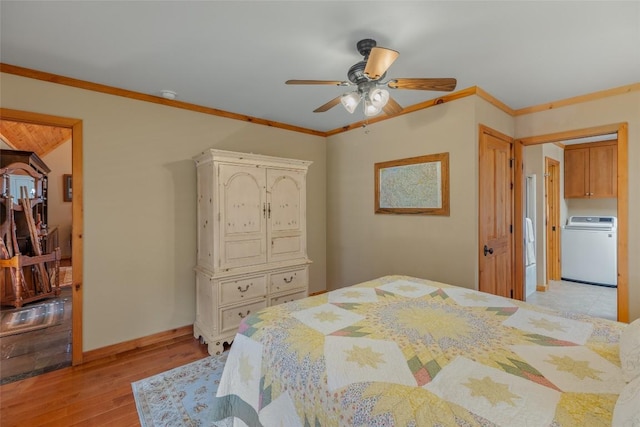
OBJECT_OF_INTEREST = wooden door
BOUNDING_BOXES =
[218,164,267,269]
[266,168,306,262]
[545,157,561,281]
[564,147,589,198]
[590,144,617,198]
[479,127,513,298]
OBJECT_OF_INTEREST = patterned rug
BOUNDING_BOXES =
[59,266,72,287]
[0,299,66,337]
[132,351,232,427]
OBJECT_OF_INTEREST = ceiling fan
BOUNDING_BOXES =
[286,38,457,117]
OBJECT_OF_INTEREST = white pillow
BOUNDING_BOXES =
[612,374,640,426]
[620,318,640,383]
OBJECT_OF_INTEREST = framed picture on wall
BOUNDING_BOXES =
[63,174,72,202]
[374,152,450,215]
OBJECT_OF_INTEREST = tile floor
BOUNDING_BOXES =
[525,280,617,321]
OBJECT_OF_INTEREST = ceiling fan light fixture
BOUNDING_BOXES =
[363,97,382,117]
[340,92,361,114]
[369,88,389,108]
[287,39,456,117]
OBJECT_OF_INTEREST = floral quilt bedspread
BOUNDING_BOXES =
[211,275,626,426]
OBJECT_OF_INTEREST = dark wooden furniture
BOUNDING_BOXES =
[1,149,51,226]
[0,150,60,307]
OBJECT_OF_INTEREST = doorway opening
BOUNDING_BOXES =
[0,108,83,383]
[515,123,628,323]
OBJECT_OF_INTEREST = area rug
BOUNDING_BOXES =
[132,351,232,427]
[0,299,66,337]
[59,266,72,287]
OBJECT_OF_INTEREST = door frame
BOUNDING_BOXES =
[514,123,628,322]
[545,157,561,284]
[0,108,84,364]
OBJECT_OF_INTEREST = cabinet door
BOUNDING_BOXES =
[564,148,589,198]
[219,164,267,269]
[266,168,306,262]
[589,144,617,198]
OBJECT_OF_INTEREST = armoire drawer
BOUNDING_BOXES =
[220,299,267,334]
[219,275,267,305]
[269,266,308,294]
[269,289,307,306]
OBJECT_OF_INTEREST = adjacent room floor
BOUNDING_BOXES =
[526,279,617,321]
[0,263,72,385]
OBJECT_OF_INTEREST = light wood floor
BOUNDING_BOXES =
[0,334,209,426]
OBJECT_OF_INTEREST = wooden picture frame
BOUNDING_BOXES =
[374,152,449,215]
[63,174,72,202]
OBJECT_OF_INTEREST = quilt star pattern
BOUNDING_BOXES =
[213,275,626,426]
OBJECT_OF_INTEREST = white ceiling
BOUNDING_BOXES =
[1,1,639,133]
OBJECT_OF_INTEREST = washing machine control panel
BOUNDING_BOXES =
[565,216,617,231]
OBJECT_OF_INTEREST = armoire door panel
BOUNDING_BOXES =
[271,235,302,257]
[267,169,306,261]
[219,164,267,269]
[268,173,302,233]
[224,239,265,266]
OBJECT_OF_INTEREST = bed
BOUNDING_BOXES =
[209,275,633,426]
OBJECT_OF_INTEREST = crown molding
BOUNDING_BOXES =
[2,63,638,137]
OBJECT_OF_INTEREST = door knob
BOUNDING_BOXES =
[483,245,494,256]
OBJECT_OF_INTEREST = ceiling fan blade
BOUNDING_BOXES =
[383,97,403,115]
[313,96,342,113]
[388,78,457,91]
[286,80,345,86]
[364,47,399,80]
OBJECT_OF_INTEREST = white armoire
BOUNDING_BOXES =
[193,149,312,355]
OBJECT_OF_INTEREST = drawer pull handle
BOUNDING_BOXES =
[283,276,294,284]
[238,284,251,293]
[238,310,250,319]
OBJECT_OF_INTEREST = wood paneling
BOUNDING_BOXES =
[0,120,71,157]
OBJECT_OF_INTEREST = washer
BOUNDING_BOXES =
[561,216,617,287]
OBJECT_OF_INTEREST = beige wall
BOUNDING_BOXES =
[42,140,73,259]
[516,91,640,321]
[0,72,327,351]
[326,90,639,322]
[567,198,617,217]
[326,96,513,290]
[3,68,637,354]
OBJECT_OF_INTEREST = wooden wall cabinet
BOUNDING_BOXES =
[193,149,312,355]
[564,141,617,199]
